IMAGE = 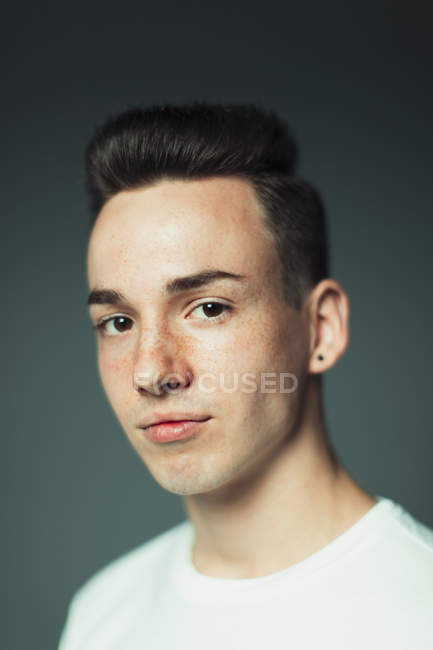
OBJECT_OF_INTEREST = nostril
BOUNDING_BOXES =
[161,371,192,394]
[133,369,193,396]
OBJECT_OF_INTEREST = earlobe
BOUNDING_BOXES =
[308,279,349,375]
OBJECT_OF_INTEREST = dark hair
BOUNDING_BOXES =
[85,102,329,308]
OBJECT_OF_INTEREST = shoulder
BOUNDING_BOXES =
[371,499,433,598]
[73,519,189,606]
[384,500,433,559]
[59,520,190,649]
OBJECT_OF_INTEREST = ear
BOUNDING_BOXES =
[306,279,350,374]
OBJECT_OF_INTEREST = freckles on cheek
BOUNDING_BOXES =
[229,318,275,367]
[98,352,130,389]
[233,318,298,374]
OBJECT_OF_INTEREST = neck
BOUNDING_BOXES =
[182,376,377,579]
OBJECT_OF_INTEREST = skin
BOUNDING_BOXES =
[88,176,376,579]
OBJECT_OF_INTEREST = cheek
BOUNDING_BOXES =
[190,330,259,378]
[190,323,299,408]
[97,347,131,401]
[221,316,301,375]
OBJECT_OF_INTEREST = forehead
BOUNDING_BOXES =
[87,177,278,295]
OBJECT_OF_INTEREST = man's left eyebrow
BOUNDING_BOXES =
[165,270,247,295]
[87,270,247,306]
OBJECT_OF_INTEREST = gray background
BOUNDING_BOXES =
[3,1,433,648]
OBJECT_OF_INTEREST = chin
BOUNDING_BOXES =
[148,461,234,496]
[143,446,255,497]
[155,473,225,496]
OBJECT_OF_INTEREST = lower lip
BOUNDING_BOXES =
[142,419,211,443]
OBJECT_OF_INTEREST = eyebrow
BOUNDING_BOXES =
[87,270,247,306]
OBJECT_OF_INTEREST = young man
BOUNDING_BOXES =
[59,103,433,649]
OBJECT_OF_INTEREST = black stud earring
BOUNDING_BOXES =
[317,354,324,361]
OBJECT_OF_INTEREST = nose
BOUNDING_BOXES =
[132,326,192,397]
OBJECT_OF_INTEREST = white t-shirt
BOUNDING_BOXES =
[58,496,433,649]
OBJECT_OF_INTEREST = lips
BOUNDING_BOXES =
[139,413,211,430]
[141,417,211,443]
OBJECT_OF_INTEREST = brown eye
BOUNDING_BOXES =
[202,303,225,318]
[112,316,133,332]
[189,302,232,321]
[97,315,134,336]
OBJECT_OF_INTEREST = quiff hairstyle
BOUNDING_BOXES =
[85,102,329,309]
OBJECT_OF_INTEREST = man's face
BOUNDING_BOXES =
[87,177,311,496]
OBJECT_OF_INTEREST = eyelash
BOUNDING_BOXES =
[94,301,233,335]
[94,315,132,335]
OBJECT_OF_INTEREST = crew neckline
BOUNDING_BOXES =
[172,496,399,602]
